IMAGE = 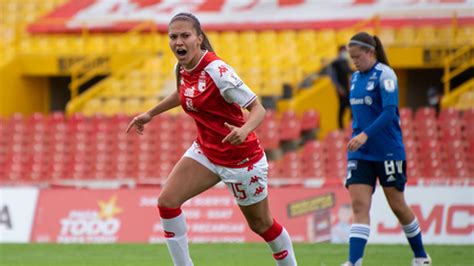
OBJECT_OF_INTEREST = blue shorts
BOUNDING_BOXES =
[345,159,407,192]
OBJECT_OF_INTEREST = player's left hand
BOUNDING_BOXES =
[347,132,368,152]
[222,122,249,146]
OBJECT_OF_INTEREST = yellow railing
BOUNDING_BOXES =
[68,20,158,99]
[442,45,474,94]
[66,53,152,115]
[441,78,474,109]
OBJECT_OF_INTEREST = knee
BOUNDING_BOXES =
[248,217,273,235]
[351,199,370,217]
[157,194,181,209]
[389,201,410,218]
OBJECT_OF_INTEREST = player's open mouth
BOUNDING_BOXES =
[176,48,187,57]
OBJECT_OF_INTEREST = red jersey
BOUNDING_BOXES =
[178,51,264,168]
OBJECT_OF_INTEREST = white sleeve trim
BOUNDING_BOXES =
[205,60,257,107]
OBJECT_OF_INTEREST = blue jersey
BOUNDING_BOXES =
[348,62,406,161]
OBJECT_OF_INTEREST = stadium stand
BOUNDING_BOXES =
[0,0,473,187]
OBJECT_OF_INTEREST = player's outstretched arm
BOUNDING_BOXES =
[126,90,180,135]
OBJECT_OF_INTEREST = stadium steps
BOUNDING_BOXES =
[441,78,474,110]
[67,55,171,116]
[441,44,474,110]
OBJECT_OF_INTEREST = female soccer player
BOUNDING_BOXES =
[126,13,297,266]
[342,32,431,266]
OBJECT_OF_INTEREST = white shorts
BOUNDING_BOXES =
[183,141,268,206]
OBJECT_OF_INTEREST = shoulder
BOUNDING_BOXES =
[375,63,396,80]
[205,59,232,74]
[205,60,243,88]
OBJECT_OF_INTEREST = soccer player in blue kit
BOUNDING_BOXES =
[341,32,431,266]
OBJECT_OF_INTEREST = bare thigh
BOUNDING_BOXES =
[238,197,273,235]
[348,184,373,224]
[158,157,221,208]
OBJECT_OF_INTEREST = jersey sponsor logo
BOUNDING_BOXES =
[185,98,198,112]
[184,87,195,97]
[387,175,396,182]
[364,96,373,105]
[366,81,375,91]
[350,97,373,106]
[383,79,396,92]
[218,65,228,77]
[350,98,364,105]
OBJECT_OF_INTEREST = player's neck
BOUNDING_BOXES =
[184,50,207,72]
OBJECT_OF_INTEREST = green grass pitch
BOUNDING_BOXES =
[0,243,472,266]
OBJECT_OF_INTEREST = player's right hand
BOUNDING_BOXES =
[125,112,152,135]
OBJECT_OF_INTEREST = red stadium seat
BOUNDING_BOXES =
[300,109,320,131]
[462,108,474,123]
[415,107,436,122]
[278,118,301,142]
[279,151,300,178]
[267,160,282,178]
[438,108,460,122]
[255,113,280,150]
[399,107,413,118]
[440,119,463,141]
[278,110,301,142]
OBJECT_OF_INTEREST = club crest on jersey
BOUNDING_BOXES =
[198,80,206,92]
[197,71,207,92]
[366,81,375,91]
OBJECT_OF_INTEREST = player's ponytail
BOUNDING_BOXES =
[201,32,214,52]
[169,13,214,91]
[373,35,389,67]
[349,32,390,67]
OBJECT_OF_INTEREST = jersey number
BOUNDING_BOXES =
[230,183,247,200]
[384,160,403,175]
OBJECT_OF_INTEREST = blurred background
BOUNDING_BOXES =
[0,0,473,246]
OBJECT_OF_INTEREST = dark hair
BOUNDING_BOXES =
[169,13,214,91]
[348,32,390,66]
